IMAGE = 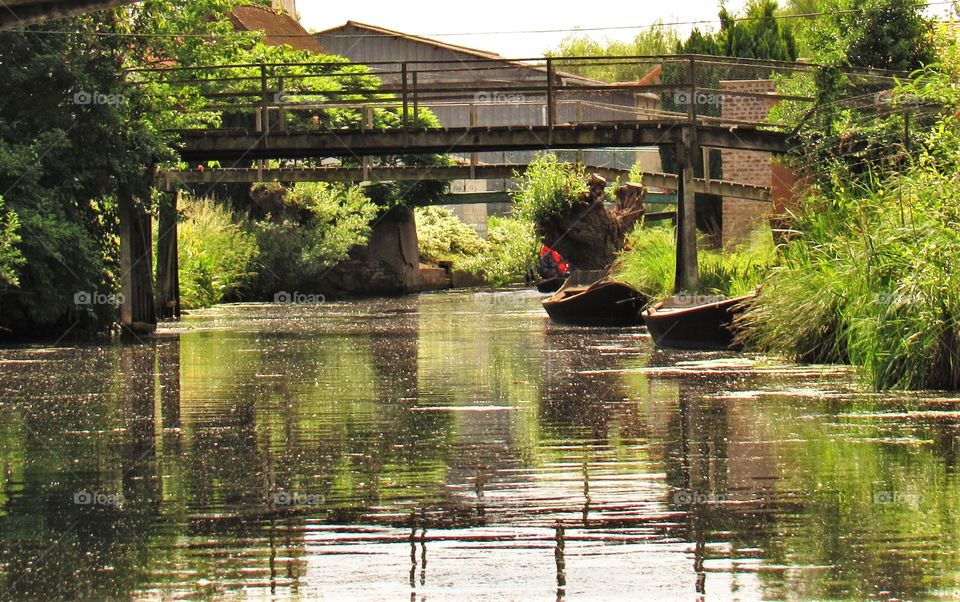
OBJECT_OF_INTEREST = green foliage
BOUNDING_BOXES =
[460,217,540,286]
[545,25,680,81]
[720,0,798,61]
[414,208,538,286]
[0,23,151,335]
[808,0,935,72]
[0,0,452,335]
[0,197,23,287]
[178,199,260,309]
[414,206,488,265]
[775,0,937,196]
[253,183,378,294]
[740,55,960,389]
[512,154,588,226]
[674,1,798,61]
[613,226,776,301]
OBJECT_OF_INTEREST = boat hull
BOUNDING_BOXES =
[643,295,754,350]
[542,282,647,326]
[535,277,565,294]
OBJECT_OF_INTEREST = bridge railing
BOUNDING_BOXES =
[128,55,903,139]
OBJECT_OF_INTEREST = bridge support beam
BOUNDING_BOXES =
[675,128,700,293]
[118,184,157,335]
[156,189,181,320]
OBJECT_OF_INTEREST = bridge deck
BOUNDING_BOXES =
[177,123,790,163]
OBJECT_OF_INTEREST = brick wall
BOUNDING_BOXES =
[720,80,778,247]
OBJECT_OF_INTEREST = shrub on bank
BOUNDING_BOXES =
[512,154,588,225]
[0,196,23,287]
[414,208,539,286]
[460,216,540,286]
[414,206,489,266]
[252,183,378,295]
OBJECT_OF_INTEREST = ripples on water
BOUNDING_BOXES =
[1,289,959,600]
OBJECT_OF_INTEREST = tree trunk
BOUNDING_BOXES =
[538,174,646,272]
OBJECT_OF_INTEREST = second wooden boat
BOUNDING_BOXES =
[535,276,565,294]
[642,294,755,350]
[542,279,648,326]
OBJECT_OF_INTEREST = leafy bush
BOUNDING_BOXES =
[0,196,23,287]
[178,198,260,309]
[512,154,588,225]
[253,182,378,294]
[414,206,489,265]
[460,216,540,286]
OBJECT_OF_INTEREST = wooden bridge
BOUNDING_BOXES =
[124,55,898,332]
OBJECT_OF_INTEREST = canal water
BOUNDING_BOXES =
[1,289,959,600]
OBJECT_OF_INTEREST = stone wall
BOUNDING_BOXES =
[720,80,779,247]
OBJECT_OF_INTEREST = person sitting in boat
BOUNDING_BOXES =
[537,245,570,280]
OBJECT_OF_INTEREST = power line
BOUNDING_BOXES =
[1,1,954,40]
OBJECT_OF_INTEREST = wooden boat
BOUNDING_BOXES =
[642,293,755,350]
[535,276,565,294]
[542,278,648,326]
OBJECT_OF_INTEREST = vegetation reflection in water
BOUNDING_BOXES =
[0,290,959,600]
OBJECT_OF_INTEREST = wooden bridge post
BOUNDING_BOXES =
[277,76,286,132]
[674,55,701,293]
[469,103,479,177]
[259,63,269,136]
[546,58,557,131]
[675,134,700,293]
[362,106,374,180]
[412,71,419,124]
[401,62,409,130]
[156,188,181,320]
[257,63,268,177]
[118,169,157,334]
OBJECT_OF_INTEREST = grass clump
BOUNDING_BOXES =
[178,198,260,309]
[612,224,776,301]
[737,168,960,389]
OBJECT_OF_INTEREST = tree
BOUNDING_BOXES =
[545,24,680,82]
[721,0,798,61]
[812,0,935,71]
[0,0,449,337]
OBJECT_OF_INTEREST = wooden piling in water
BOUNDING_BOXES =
[119,169,157,335]
[156,189,181,320]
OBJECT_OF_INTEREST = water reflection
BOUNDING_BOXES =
[0,290,959,600]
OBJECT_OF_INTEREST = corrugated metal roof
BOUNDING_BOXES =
[315,21,662,90]
[231,4,326,54]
